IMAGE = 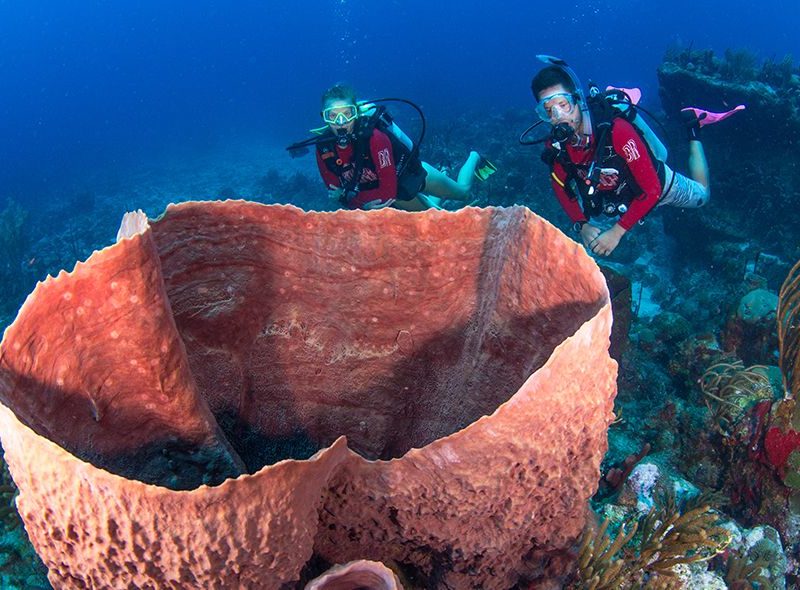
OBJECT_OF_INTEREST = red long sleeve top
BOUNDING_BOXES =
[549,118,663,230]
[316,128,399,210]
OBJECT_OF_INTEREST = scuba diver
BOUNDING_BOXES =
[527,55,744,257]
[289,84,496,211]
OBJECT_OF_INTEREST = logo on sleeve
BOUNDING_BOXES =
[622,139,640,163]
[377,148,392,169]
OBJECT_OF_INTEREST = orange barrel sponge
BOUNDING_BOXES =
[0,203,616,589]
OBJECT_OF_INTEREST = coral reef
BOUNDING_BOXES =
[0,199,34,322]
[568,490,730,589]
[1,48,799,586]
[659,46,800,131]
[723,288,780,366]
[0,454,19,531]
[0,449,49,589]
[602,256,800,586]
[698,361,774,437]
[0,203,616,589]
[599,264,633,361]
[663,46,800,91]
[658,47,800,260]
[598,442,652,499]
[665,258,800,585]
[723,549,771,589]
[778,258,800,397]
[0,200,28,268]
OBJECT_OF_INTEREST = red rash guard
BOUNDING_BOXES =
[316,128,399,209]
[549,118,662,230]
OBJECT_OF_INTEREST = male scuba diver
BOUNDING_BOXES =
[298,84,495,211]
[529,56,743,256]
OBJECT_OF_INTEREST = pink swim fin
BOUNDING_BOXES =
[606,86,641,105]
[681,104,745,127]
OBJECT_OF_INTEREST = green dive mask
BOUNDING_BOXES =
[322,104,358,125]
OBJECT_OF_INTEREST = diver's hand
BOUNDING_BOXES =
[588,224,627,257]
[580,223,602,248]
[327,184,344,202]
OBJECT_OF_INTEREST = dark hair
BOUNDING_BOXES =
[321,83,357,108]
[531,66,576,100]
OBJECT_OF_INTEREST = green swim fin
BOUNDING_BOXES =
[474,156,497,181]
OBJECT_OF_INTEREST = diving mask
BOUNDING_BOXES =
[536,92,578,122]
[322,104,358,125]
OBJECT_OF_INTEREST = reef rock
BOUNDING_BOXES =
[657,60,800,141]
[723,288,779,365]
[657,52,800,258]
[598,264,632,361]
[737,288,779,325]
[0,202,616,589]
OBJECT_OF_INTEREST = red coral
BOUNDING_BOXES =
[747,400,773,461]
[599,442,652,496]
[764,426,800,477]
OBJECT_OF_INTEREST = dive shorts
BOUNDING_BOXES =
[658,167,709,209]
[396,158,428,202]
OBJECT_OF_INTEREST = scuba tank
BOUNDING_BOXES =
[357,103,414,151]
[599,86,668,162]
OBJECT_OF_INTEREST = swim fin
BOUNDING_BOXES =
[681,105,745,127]
[474,156,497,181]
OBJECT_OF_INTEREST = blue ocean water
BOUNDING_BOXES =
[1,0,797,201]
[1,1,800,588]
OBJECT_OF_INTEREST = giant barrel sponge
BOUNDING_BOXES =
[0,203,616,589]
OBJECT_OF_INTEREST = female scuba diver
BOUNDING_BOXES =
[314,84,495,211]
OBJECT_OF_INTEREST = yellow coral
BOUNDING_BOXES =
[569,491,731,589]
[724,549,771,589]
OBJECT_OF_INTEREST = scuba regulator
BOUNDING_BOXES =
[518,118,578,147]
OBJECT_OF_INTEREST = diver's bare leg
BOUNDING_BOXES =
[392,197,428,211]
[420,151,480,201]
[688,140,710,190]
